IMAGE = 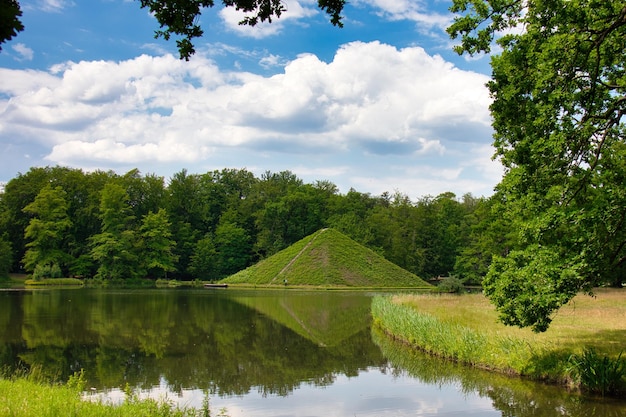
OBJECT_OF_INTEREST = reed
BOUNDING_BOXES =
[568,348,626,396]
[371,296,533,374]
[371,289,626,394]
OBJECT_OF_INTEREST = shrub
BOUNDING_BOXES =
[434,276,464,293]
[32,263,63,280]
[568,348,626,396]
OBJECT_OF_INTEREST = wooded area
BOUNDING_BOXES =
[0,166,510,284]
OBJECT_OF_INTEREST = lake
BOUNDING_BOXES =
[1,288,624,416]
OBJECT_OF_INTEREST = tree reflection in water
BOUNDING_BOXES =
[0,289,625,416]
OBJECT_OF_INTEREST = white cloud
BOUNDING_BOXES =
[259,54,287,69]
[355,0,453,32]
[24,0,74,12]
[0,42,496,196]
[219,0,318,38]
[11,43,34,61]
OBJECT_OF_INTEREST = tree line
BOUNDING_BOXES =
[0,165,510,283]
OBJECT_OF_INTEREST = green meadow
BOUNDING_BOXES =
[372,289,626,396]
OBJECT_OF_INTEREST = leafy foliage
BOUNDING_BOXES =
[0,0,23,51]
[448,0,626,331]
[31,263,63,281]
[139,208,178,278]
[90,183,140,280]
[0,235,12,280]
[139,0,345,59]
[0,1,345,59]
[568,348,626,396]
[22,185,72,275]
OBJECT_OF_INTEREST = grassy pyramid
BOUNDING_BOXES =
[221,228,431,288]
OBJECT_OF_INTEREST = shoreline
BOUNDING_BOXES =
[370,292,626,398]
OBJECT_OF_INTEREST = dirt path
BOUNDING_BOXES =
[270,228,328,284]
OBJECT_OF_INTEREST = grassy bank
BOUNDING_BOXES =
[24,278,84,286]
[372,289,626,396]
[0,371,216,417]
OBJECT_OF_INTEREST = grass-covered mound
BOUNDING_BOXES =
[221,228,431,288]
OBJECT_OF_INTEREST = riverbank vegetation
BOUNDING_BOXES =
[372,289,626,396]
[0,370,215,417]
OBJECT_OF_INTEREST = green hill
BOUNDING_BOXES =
[221,228,431,288]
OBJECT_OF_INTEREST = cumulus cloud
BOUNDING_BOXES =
[0,41,496,196]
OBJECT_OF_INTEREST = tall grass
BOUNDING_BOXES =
[568,348,626,396]
[371,290,626,396]
[0,370,220,417]
[371,296,534,374]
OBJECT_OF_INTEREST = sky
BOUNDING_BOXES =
[0,0,502,199]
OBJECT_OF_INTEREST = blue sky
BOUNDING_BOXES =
[0,0,501,198]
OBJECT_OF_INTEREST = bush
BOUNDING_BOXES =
[568,348,626,396]
[434,276,464,293]
[32,263,63,280]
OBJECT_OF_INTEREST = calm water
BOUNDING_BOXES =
[1,288,624,416]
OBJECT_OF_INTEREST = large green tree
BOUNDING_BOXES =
[0,0,22,51]
[213,221,251,277]
[448,0,626,331]
[0,235,12,280]
[139,208,178,278]
[90,182,140,280]
[22,185,72,277]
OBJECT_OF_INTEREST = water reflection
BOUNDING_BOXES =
[0,289,625,416]
[0,289,385,395]
[372,326,626,417]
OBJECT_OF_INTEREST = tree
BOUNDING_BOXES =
[167,169,204,277]
[0,235,12,280]
[327,188,377,248]
[22,185,72,277]
[0,0,23,51]
[453,194,514,286]
[189,233,218,280]
[214,221,250,277]
[90,182,140,280]
[0,1,345,59]
[0,167,58,272]
[139,208,178,278]
[448,0,626,331]
[139,0,345,59]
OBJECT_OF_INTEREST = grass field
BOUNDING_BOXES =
[0,372,214,417]
[372,288,626,395]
